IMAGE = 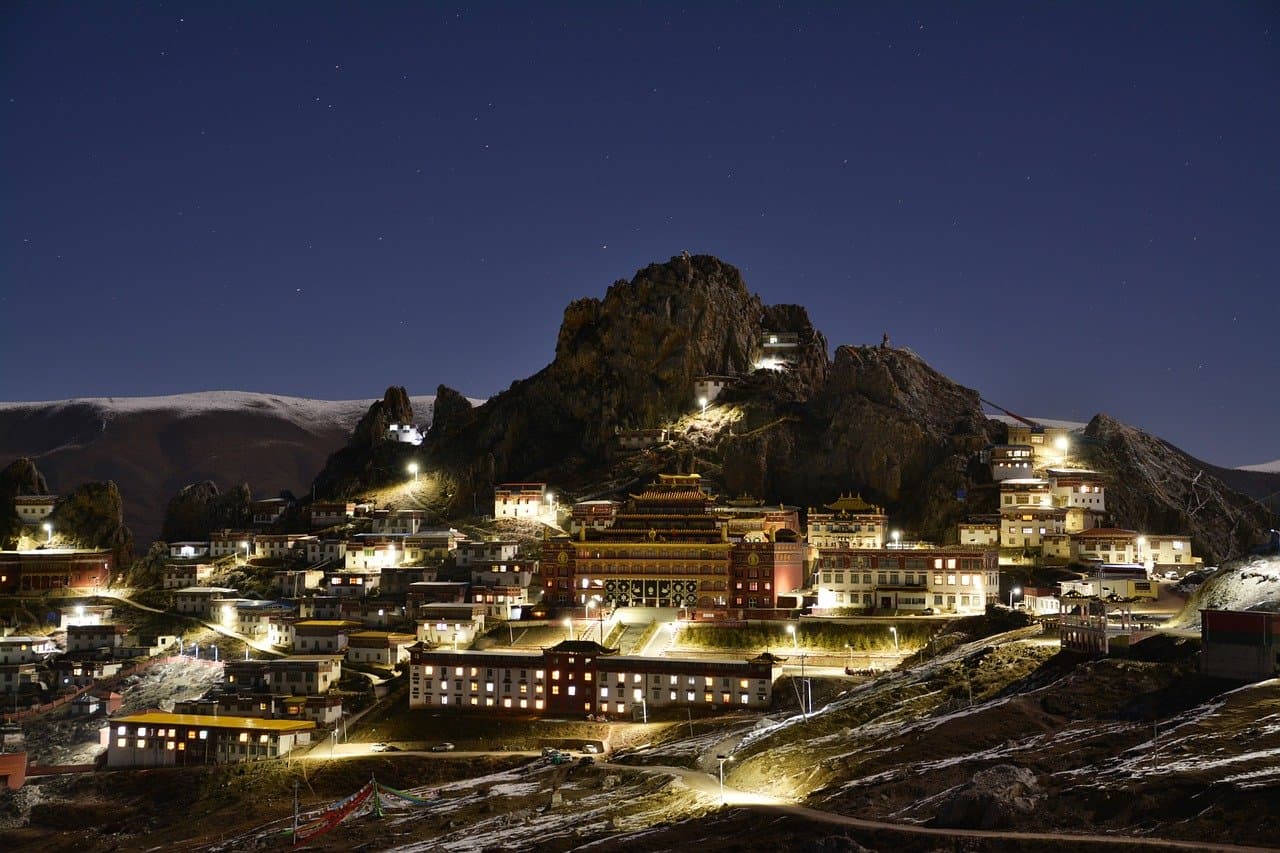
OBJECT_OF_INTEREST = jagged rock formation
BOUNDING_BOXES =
[349,386,415,449]
[411,253,1266,553]
[721,344,995,538]
[0,457,49,548]
[930,764,1043,830]
[312,387,421,498]
[428,256,766,485]
[1080,414,1274,564]
[161,481,253,542]
[47,480,134,569]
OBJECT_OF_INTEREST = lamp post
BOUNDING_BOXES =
[786,623,797,650]
[844,642,853,672]
[640,695,648,724]
[563,618,573,641]
[42,522,52,544]
[890,529,901,549]
[889,625,899,653]
[1009,586,1022,609]
[699,396,708,416]
[240,541,250,564]
[407,462,419,484]
[716,754,732,803]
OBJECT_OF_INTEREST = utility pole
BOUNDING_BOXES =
[292,780,300,843]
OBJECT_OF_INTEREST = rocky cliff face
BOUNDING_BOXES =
[312,387,420,498]
[719,344,995,539]
[48,480,134,569]
[0,457,49,548]
[427,255,794,490]
[1080,414,1273,565]
[161,480,253,542]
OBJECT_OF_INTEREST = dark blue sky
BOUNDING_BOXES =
[2,3,1277,467]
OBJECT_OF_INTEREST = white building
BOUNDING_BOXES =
[14,495,57,524]
[813,547,999,614]
[388,423,424,445]
[493,483,556,522]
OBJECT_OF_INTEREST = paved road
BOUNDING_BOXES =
[602,762,1279,852]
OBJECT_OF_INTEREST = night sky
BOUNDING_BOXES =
[2,3,1277,467]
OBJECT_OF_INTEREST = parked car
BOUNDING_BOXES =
[370,742,390,752]
[583,743,600,754]
[431,742,456,752]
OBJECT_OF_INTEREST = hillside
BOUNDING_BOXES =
[0,391,445,544]
[413,254,1272,560]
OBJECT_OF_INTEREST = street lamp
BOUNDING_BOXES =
[1010,586,1022,609]
[407,462,419,483]
[640,695,648,724]
[844,642,853,671]
[889,625,899,652]
[239,541,250,564]
[890,529,901,549]
[698,396,708,415]
[42,522,52,544]
[786,623,797,650]
[563,617,573,641]
[716,754,733,803]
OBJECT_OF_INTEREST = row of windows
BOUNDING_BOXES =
[820,572,988,587]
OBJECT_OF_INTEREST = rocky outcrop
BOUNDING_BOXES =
[0,457,49,548]
[47,480,134,569]
[161,481,253,542]
[1080,414,1273,564]
[930,764,1042,830]
[719,345,995,539]
[426,255,816,494]
[427,384,479,446]
[349,386,414,448]
[312,387,421,499]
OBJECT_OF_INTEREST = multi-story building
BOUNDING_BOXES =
[168,541,210,559]
[346,631,416,667]
[371,510,426,535]
[1004,423,1074,469]
[693,374,737,406]
[571,500,620,533]
[493,483,556,522]
[164,562,216,590]
[713,498,801,543]
[250,499,289,527]
[813,546,999,614]
[1047,470,1106,513]
[986,445,1035,481]
[616,429,669,452]
[103,712,314,767]
[0,549,113,594]
[806,494,887,550]
[224,656,343,695]
[958,521,1000,547]
[291,620,361,654]
[309,501,355,529]
[407,640,781,716]
[542,474,804,618]
[13,495,57,524]
[66,624,128,655]
[344,540,399,571]
[0,636,57,665]
[403,528,464,563]
[173,586,238,617]
[209,530,254,559]
[456,539,519,567]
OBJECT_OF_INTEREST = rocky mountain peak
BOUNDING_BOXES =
[349,386,414,449]
[1081,413,1273,563]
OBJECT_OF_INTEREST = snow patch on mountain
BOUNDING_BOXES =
[1238,459,1280,473]
[1173,552,1280,628]
[0,390,481,431]
[986,414,1088,431]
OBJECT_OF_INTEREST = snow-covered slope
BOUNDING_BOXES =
[1174,553,1280,627]
[0,391,451,431]
[1239,459,1280,473]
[986,414,1089,431]
[0,390,481,544]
